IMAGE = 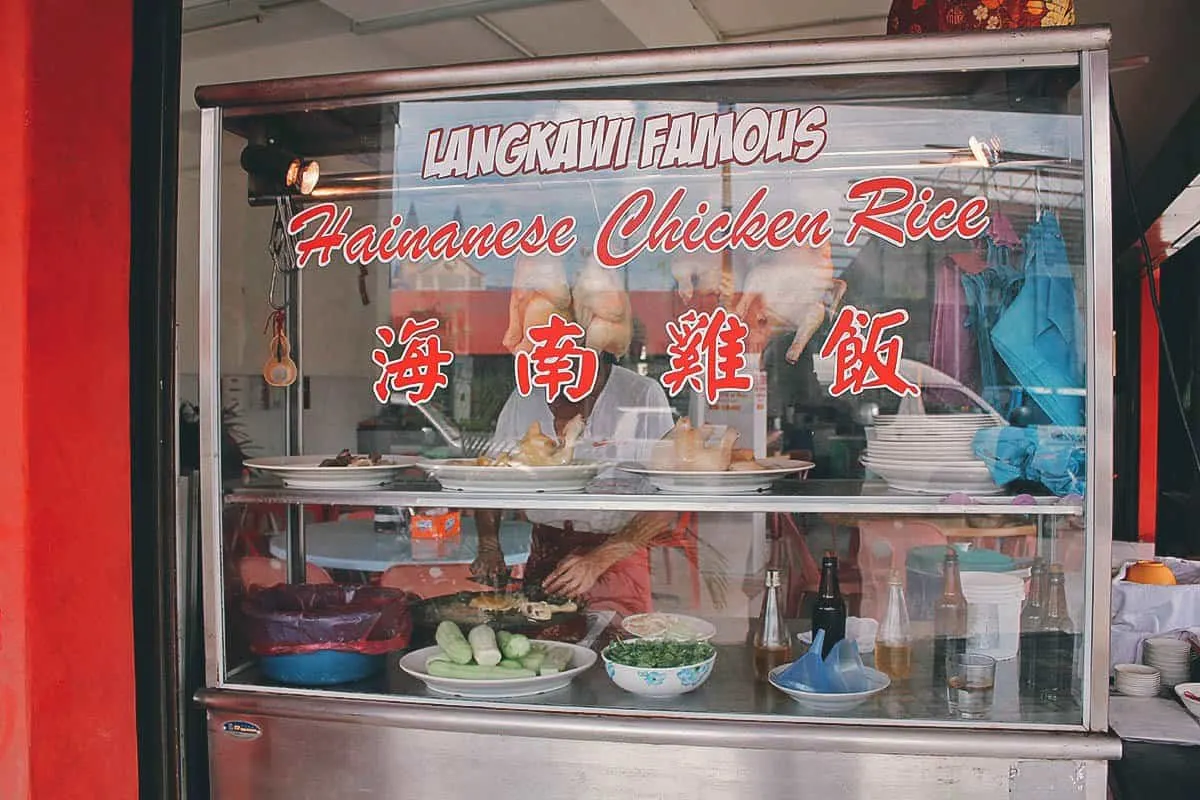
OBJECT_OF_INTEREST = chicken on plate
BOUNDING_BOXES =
[648,417,765,472]
[474,415,586,467]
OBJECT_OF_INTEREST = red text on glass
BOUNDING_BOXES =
[661,308,754,405]
[372,319,454,405]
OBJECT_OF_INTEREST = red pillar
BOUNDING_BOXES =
[0,1,138,797]
[1138,269,1160,543]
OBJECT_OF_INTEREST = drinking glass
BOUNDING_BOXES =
[946,653,996,719]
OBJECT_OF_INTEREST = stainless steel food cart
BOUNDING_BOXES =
[194,25,1120,799]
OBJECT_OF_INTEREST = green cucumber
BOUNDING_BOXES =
[427,661,535,680]
[520,650,547,672]
[538,645,574,675]
[496,631,533,660]
[467,624,502,667]
[434,621,473,665]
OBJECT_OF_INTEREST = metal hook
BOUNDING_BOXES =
[1034,168,1044,220]
[267,263,287,311]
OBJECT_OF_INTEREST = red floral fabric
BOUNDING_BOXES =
[887,0,1075,34]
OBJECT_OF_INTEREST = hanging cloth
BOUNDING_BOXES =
[887,1,1076,35]
[928,256,980,404]
[961,238,1022,409]
[990,212,1085,428]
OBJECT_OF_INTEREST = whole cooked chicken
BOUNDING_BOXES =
[572,256,632,356]
[502,254,572,354]
[670,251,725,303]
[649,417,740,472]
[734,241,846,363]
[512,416,585,466]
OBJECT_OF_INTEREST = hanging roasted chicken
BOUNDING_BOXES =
[734,241,846,363]
[572,255,633,357]
[502,254,573,354]
[670,251,725,304]
[502,252,634,359]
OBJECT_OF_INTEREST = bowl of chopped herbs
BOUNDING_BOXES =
[601,638,717,697]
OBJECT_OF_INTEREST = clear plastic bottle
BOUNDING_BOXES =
[876,569,913,680]
[753,568,792,681]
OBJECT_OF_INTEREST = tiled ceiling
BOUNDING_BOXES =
[180,0,1200,211]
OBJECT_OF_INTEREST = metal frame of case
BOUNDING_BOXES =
[195,26,1119,799]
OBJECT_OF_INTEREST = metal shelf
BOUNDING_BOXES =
[227,479,1083,516]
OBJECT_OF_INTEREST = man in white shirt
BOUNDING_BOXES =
[471,357,677,617]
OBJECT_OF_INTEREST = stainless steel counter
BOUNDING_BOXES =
[200,679,1118,800]
[224,643,1085,731]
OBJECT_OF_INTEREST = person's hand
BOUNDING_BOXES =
[469,548,510,589]
[542,552,612,598]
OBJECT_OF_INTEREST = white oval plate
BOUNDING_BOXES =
[768,665,891,712]
[618,459,815,494]
[244,455,418,490]
[416,460,606,493]
[398,641,596,698]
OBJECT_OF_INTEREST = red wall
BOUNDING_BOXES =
[0,1,138,797]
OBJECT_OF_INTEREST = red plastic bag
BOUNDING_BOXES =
[242,584,416,656]
[887,0,1075,35]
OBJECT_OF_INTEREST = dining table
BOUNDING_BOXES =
[268,515,533,572]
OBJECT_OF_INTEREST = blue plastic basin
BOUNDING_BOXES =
[259,650,385,686]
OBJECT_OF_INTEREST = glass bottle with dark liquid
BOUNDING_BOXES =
[933,548,968,682]
[1037,564,1076,701]
[811,553,847,659]
[1019,559,1047,692]
[753,568,793,681]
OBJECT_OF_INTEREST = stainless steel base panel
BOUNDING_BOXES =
[201,689,1118,800]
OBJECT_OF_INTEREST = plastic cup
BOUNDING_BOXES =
[947,653,996,719]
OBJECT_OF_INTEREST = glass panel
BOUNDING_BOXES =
[211,63,1091,728]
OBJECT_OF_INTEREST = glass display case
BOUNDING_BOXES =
[194,26,1119,800]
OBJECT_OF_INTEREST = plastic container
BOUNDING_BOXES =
[260,651,385,686]
[960,572,1026,661]
[905,546,1016,620]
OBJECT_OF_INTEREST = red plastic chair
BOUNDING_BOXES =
[856,519,947,619]
[652,512,702,608]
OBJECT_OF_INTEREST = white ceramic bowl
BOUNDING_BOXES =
[601,645,717,698]
[768,665,891,712]
[1173,682,1200,719]
[1114,663,1161,697]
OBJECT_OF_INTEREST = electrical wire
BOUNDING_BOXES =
[1110,86,1200,479]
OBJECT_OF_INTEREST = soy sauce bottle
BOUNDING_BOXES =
[1019,559,1047,692]
[811,553,847,659]
[933,548,968,682]
[1037,564,1076,702]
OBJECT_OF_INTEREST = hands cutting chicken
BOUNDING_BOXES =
[648,417,765,472]
[474,416,585,467]
[733,241,847,363]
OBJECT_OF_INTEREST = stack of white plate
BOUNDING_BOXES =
[1114,663,1161,697]
[862,413,1003,495]
[1143,637,1194,688]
